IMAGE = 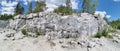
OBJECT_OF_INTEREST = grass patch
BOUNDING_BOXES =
[65,34,72,39]
[95,31,102,38]
[21,29,28,35]
[35,30,42,36]
[95,28,111,38]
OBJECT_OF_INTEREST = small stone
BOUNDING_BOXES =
[50,41,56,46]
[61,45,69,48]
[59,41,63,44]
[113,40,119,43]
[6,33,14,38]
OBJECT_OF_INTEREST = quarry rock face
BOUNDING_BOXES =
[0,12,120,51]
[7,12,108,38]
[0,20,9,28]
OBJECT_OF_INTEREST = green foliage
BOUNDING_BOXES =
[27,2,33,14]
[82,0,98,14]
[54,5,73,15]
[95,31,102,38]
[117,25,120,29]
[95,28,110,38]
[54,0,74,15]
[103,17,109,24]
[21,29,28,35]
[109,19,120,29]
[35,30,42,36]
[14,2,24,15]
[65,34,72,39]
[102,28,109,38]
[108,29,117,33]
[0,14,14,20]
[33,1,46,13]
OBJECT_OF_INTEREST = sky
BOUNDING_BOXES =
[0,0,120,21]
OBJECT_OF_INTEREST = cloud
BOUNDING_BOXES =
[106,15,111,18]
[0,0,79,14]
[45,0,66,12]
[95,11,111,18]
[45,0,79,12]
[1,0,18,7]
[71,0,79,9]
[113,0,120,2]
[0,0,37,15]
[0,0,18,15]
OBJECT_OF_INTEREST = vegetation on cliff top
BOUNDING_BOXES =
[109,19,120,29]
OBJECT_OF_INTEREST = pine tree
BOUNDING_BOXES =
[82,0,98,14]
[66,0,71,7]
[82,0,91,13]
[14,2,20,15]
[33,1,46,13]
[14,2,24,15]
[27,2,33,14]
[54,0,74,15]
[19,6,24,14]
[91,0,98,14]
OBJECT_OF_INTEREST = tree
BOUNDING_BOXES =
[27,2,33,14]
[82,0,98,14]
[0,14,14,20]
[66,0,71,7]
[90,0,98,14]
[33,1,46,13]
[19,6,24,14]
[14,2,20,15]
[14,2,24,15]
[109,19,120,29]
[54,0,74,15]
[54,5,67,15]
[82,0,91,12]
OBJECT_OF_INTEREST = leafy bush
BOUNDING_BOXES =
[108,29,117,33]
[95,28,110,38]
[102,28,109,38]
[0,14,14,20]
[95,31,102,38]
[35,30,42,36]
[54,0,74,15]
[109,19,120,29]
[65,34,72,39]
[117,24,120,29]
[21,29,27,35]
[54,5,74,15]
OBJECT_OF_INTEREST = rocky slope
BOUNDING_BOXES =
[0,12,119,51]
[7,12,108,38]
[0,28,120,51]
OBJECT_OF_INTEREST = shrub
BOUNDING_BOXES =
[95,28,110,38]
[95,31,102,38]
[65,34,72,39]
[54,5,74,15]
[102,28,109,38]
[21,29,27,35]
[117,24,120,29]
[35,30,42,36]
[109,19,120,29]
[0,14,14,20]
[54,0,74,15]
[108,29,117,33]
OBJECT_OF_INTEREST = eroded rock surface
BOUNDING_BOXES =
[7,12,109,38]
